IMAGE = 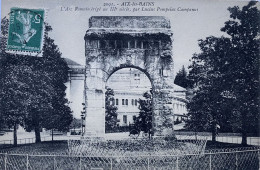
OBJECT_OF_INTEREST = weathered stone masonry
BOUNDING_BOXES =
[84,16,174,137]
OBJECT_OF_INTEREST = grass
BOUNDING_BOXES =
[0,139,256,155]
[0,141,68,155]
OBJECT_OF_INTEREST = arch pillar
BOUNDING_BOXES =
[84,67,106,136]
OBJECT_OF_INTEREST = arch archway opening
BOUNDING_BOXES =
[105,68,153,137]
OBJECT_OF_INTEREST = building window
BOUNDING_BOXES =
[134,73,140,77]
[111,98,115,105]
[129,40,135,48]
[133,116,136,122]
[135,99,138,106]
[123,115,127,124]
[122,99,125,105]
[87,40,98,48]
[159,68,163,76]
[126,99,128,105]
[123,41,128,48]
[99,40,106,49]
[132,99,134,105]
[108,40,116,49]
[136,40,142,48]
[116,40,122,48]
[143,41,149,49]
[116,99,118,105]
[134,73,140,84]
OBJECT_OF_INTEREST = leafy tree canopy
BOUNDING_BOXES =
[186,2,259,144]
[105,88,118,131]
[135,90,153,137]
[174,65,190,88]
[0,17,73,144]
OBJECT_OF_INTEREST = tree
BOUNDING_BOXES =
[41,100,72,141]
[186,36,234,141]
[174,66,190,88]
[0,17,32,146]
[24,24,73,143]
[0,17,73,144]
[1,64,33,146]
[220,1,260,145]
[135,90,153,138]
[21,60,55,143]
[105,88,118,132]
[186,2,259,145]
[40,80,72,141]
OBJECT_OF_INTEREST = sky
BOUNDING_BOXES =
[1,0,253,74]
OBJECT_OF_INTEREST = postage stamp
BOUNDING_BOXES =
[6,7,45,55]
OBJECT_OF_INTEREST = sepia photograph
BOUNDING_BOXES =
[0,0,259,169]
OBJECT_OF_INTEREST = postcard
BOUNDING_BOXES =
[0,0,259,169]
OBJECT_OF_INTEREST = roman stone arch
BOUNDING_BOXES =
[84,16,175,137]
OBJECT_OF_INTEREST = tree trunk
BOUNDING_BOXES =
[212,121,217,142]
[52,129,54,141]
[13,123,17,146]
[195,127,198,140]
[241,113,247,146]
[35,125,41,143]
[242,131,247,146]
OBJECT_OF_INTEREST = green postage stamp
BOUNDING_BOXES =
[6,7,45,55]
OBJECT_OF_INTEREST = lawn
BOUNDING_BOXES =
[0,140,253,155]
[0,141,68,155]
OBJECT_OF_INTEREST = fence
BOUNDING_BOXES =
[0,132,259,148]
[0,136,79,147]
[0,148,259,170]
[0,136,55,149]
[0,137,50,146]
[174,132,260,146]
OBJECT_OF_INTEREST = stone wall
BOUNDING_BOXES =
[89,16,171,29]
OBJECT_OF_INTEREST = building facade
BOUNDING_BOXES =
[107,68,151,126]
[64,58,85,119]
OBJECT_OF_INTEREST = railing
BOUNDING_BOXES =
[0,136,51,146]
[215,136,260,146]
[0,148,259,170]
[0,133,259,147]
[174,132,260,146]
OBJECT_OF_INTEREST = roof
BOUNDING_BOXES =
[174,85,187,92]
[63,58,81,66]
